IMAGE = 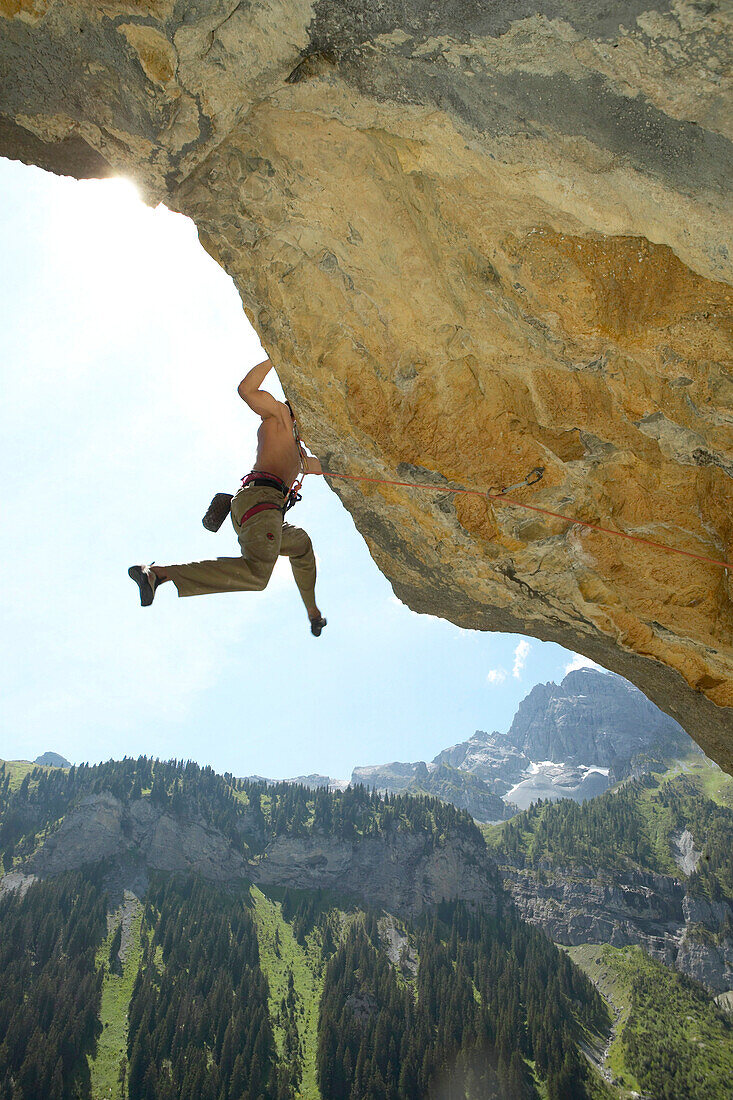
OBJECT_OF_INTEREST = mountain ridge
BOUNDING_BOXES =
[350,669,696,816]
[0,759,497,920]
[25,670,697,824]
[485,762,733,995]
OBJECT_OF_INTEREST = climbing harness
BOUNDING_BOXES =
[238,501,282,526]
[241,471,291,495]
[306,466,732,572]
[202,468,301,531]
[240,467,304,518]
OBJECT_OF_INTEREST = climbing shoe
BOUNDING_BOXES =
[128,564,160,607]
[310,615,327,637]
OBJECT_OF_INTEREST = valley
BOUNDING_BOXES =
[1,670,731,1098]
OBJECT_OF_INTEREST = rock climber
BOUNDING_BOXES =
[128,359,327,636]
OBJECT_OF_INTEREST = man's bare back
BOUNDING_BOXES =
[254,404,302,486]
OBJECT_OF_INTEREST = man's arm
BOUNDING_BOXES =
[238,359,281,419]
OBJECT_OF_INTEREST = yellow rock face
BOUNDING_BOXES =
[1,0,731,767]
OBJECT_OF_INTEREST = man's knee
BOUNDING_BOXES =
[281,523,310,558]
[249,558,277,590]
[295,533,313,559]
[232,550,276,591]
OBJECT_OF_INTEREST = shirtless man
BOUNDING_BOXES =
[128,359,327,635]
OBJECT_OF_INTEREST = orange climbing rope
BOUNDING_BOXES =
[307,469,733,572]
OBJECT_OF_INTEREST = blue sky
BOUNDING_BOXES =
[0,157,600,780]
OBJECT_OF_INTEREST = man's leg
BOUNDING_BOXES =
[279,522,324,631]
[158,553,274,597]
[152,506,282,598]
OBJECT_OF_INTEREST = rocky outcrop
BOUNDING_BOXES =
[379,914,418,975]
[674,828,702,876]
[20,790,497,918]
[0,871,37,899]
[676,927,733,993]
[284,773,348,790]
[1,2,732,768]
[433,731,528,785]
[27,791,250,884]
[409,763,517,822]
[352,761,428,792]
[503,857,733,994]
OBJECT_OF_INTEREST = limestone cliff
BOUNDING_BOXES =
[19,790,497,918]
[1,1,731,767]
[503,858,733,994]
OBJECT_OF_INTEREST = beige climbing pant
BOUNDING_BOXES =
[164,484,317,610]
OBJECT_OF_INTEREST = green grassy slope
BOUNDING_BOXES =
[0,758,57,790]
[566,945,642,1097]
[484,755,733,896]
[568,944,733,1100]
[90,899,144,1100]
[251,887,327,1100]
[664,756,733,808]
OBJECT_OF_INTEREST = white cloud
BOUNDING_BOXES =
[564,654,603,676]
[487,668,508,685]
[513,640,531,678]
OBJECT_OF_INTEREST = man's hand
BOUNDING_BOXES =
[303,453,322,474]
[238,358,281,419]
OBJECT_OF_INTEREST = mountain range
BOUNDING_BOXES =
[47,671,695,824]
[1,750,731,1100]
[2,670,729,1099]
[284,670,696,820]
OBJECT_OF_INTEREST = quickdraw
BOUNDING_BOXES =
[309,464,732,571]
[283,484,302,514]
[487,465,545,498]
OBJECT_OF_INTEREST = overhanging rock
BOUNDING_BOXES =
[1,1,731,768]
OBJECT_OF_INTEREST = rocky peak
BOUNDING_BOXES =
[433,729,526,777]
[34,752,71,769]
[506,669,692,767]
